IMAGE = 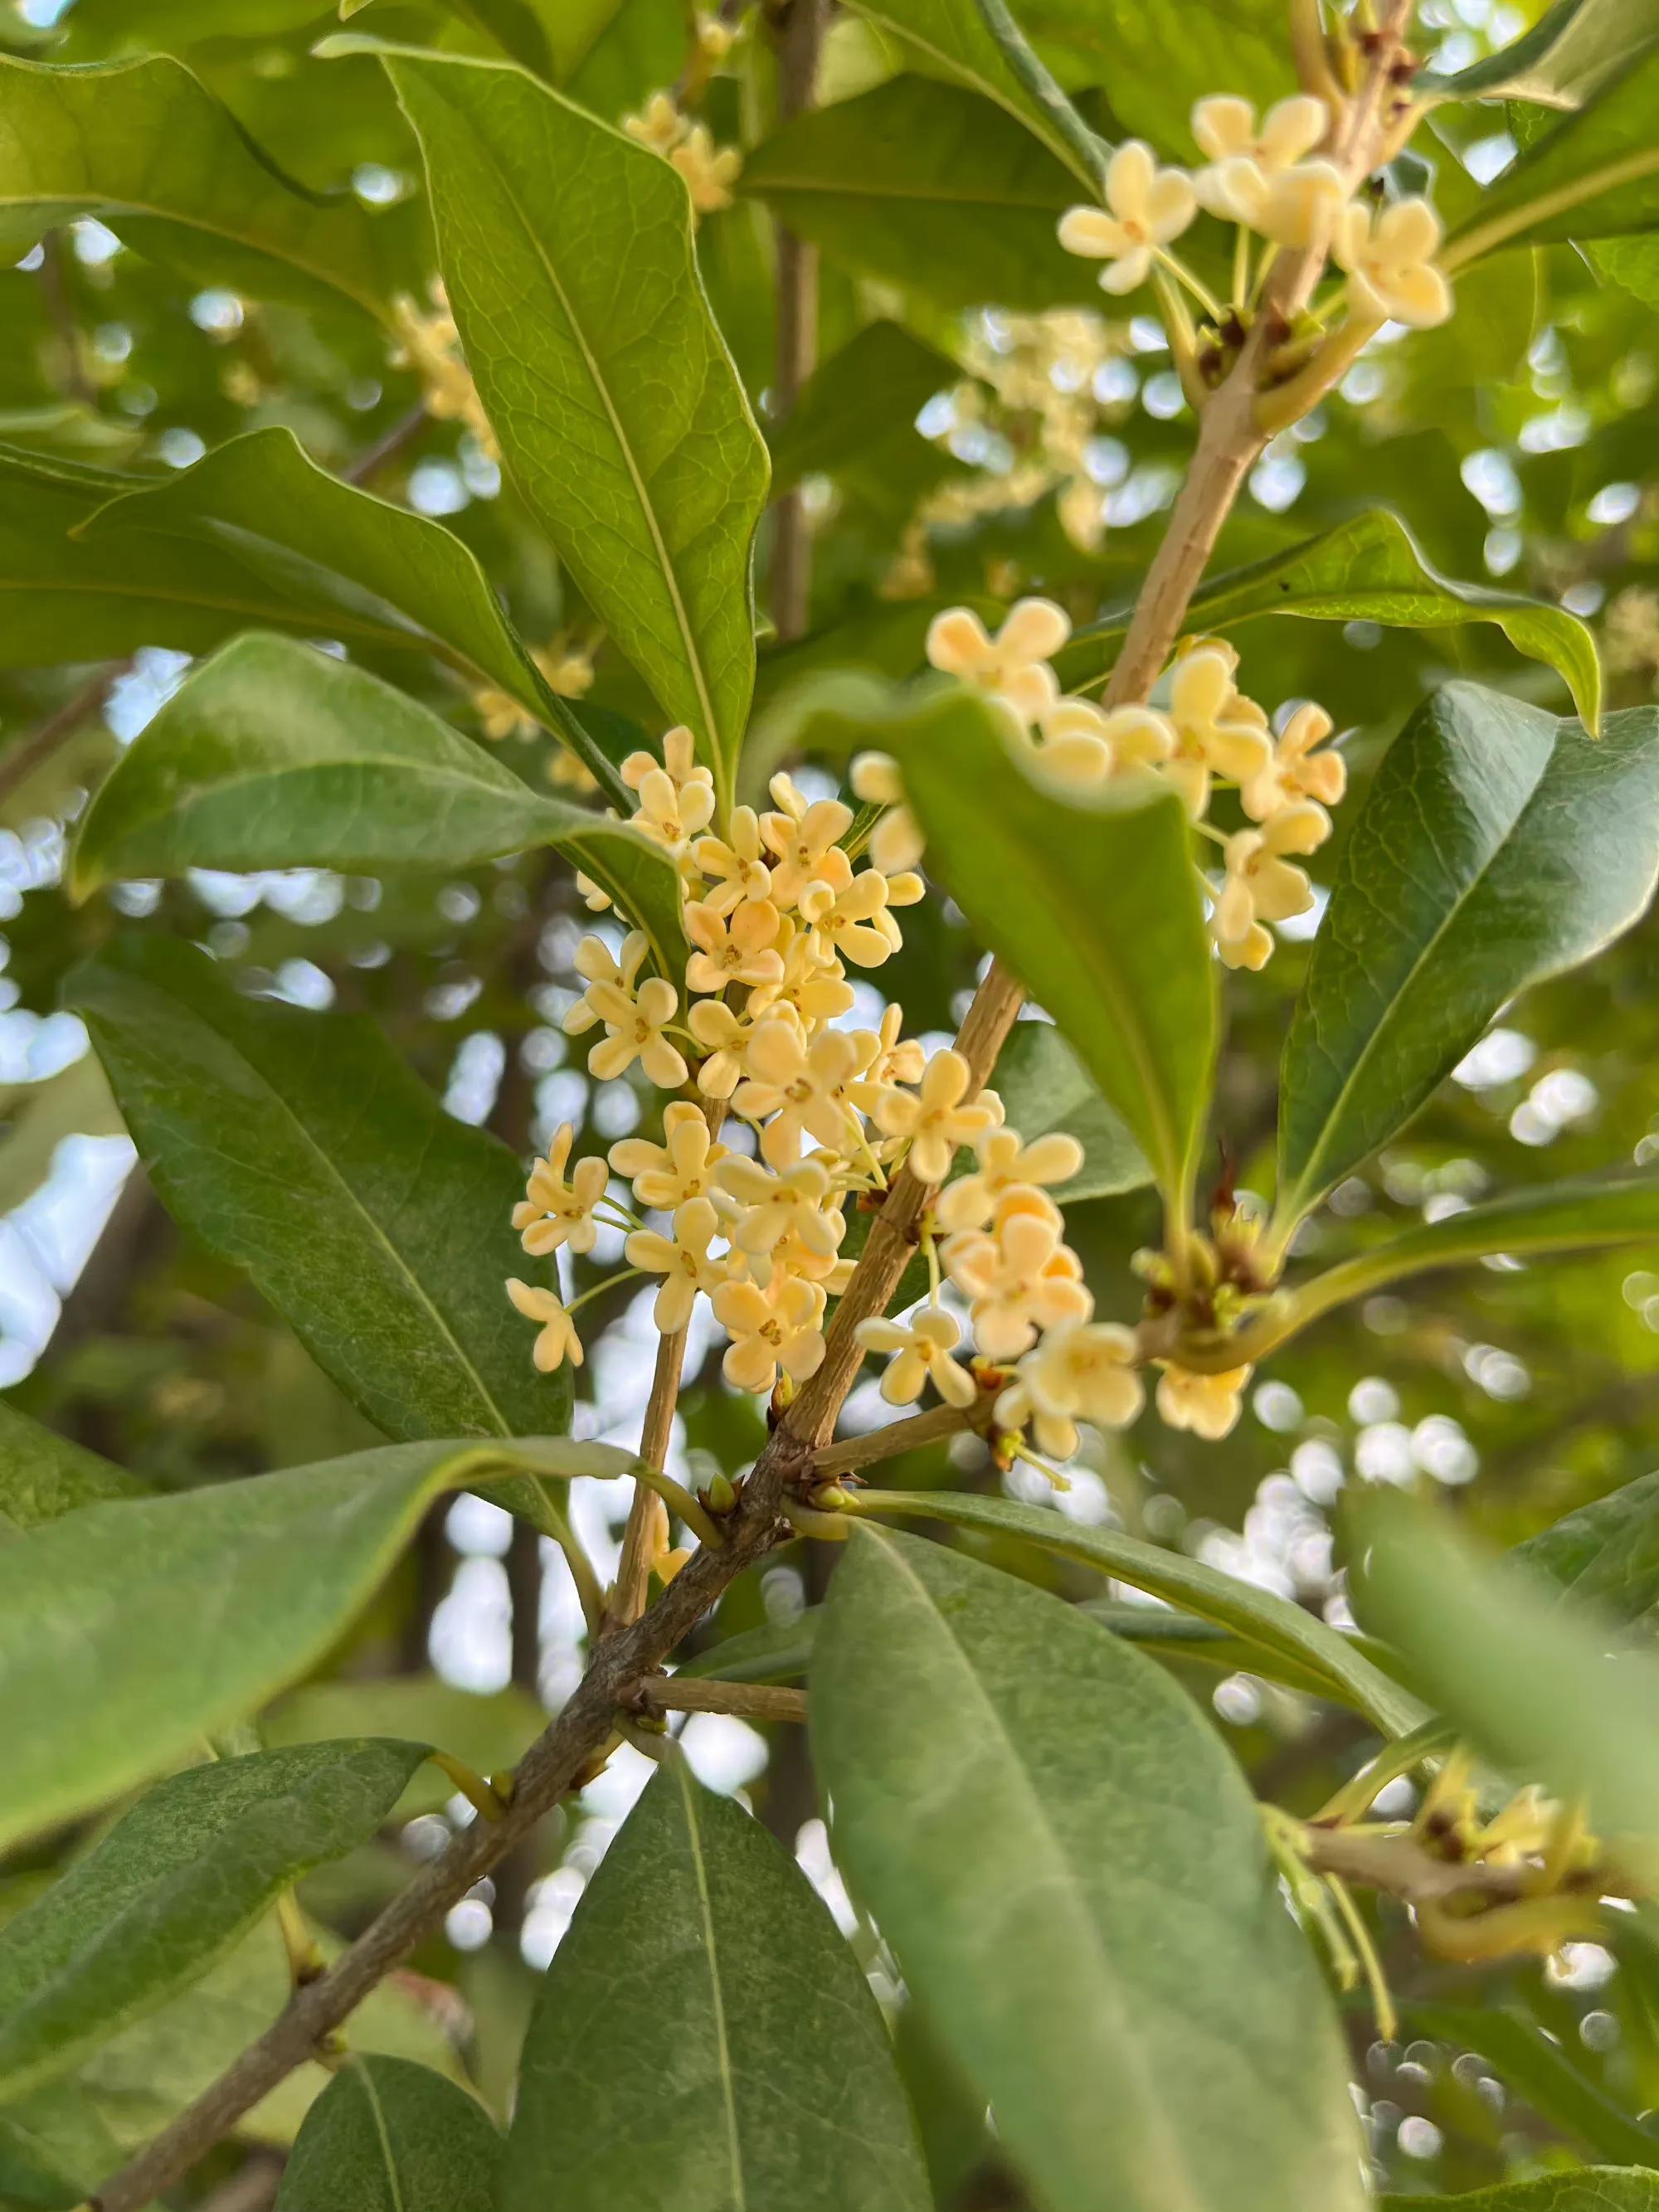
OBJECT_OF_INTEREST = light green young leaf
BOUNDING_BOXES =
[66,935,572,1451]
[742,76,1097,314]
[0,53,399,318]
[1445,46,1659,268]
[896,688,1215,1215]
[69,634,685,975]
[1397,2005,1659,2171]
[813,1528,1367,2212]
[1428,0,1659,107]
[1058,509,1603,734]
[75,426,623,797]
[0,1437,567,1854]
[0,1741,430,2101]
[1278,689,1659,1224]
[275,2055,500,2212]
[1383,2177,1659,2212]
[844,1489,1422,1733]
[352,41,769,809]
[840,0,1102,189]
[990,1020,1151,1199]
[1355,1493,1659,1856]
[1517,1469,1659,1631]
[345,0,554,77]
[0,1401,147,1536]
[503,1759,929,2212]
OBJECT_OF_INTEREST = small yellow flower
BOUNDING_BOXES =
[671,123,742,215]
[800,858,902,970]
[686,997,771,1100]
[505,1278,584,1372]
[473,686,534,742]
[625,1196,727,1333]
[1192,93,1329,171]
[712,1271,826,1394]
[610,1100,727,1211]
[684,897,785,994]
[1209,800,1330,970]
[1058,142,1196,296]
[717,1155,845,1268]
[1191,95,1343,246]
[944,1198,1092,1362]
[732,1022,865,1166]
[512,1123,610,1257]
[759,789,854,907]
[1000,1319,1144,1440]
[855,1305,978,1407]
[630,763,716,860]
[1155,1360,1251,1439]
[622,726,710,797]
[865,1003,926,1091]
[751,922,858,1028]
[624,90,685,158]
[1240,702,1345,822]
[562,931,688,1089]
[926,599,1070,726]
[849,751,924,874]
[1334,197,1452,329]
[692,805,773,913]
[1165,643,1273,819]
[935,1122,1083,1234]
[868,1048,1000,1184]
[1039,698,1175,787]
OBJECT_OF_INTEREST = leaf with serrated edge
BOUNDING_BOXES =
[0,1742,430,2100]
[503,1759,929,2211]
[275,2055,499,2212]
[813,1527,1367,2212]
[1279,688,1659,1223]
[69,635,685,976]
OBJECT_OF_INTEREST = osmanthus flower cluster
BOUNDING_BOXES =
[623,90,742,216]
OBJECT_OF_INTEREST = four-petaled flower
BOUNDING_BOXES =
[733,1022,865,1166]
[512,1122,610,1257]
[856,1306,978,1407]
[926,599,1070,726]
[1241,702,1346,821]
[718,1155,844,1268]
[693,805,773,913]
[712,1272,826,1394]
[611,1101,726,1212]
[1058,142,1197,295]
[505,1279,584,1372]
[996,1320,1145,1461]
[944,1198,1092,1362]
[760,783,854,907]
[563,931,688,1089]
[1155,1360,1252,1440]
[850,751,924,874]
[936,1123,1083,1235]
[868,1049,1001,1184]
[625,1197,729,1333]
[1334,197,1452,329]
[1209,800,1331,970]
[684,897,785,994]
[1165,644,1274,819]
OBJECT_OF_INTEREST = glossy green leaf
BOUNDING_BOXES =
[674,1613,818,1685]
[66,935,571,1449]
[275,2055,499,2212]
[742,76,1097,314]
[1399,2005,1659,2171]
[1428,0,1659,107]
[1018,0,1290,155]
[813,1527,1367,2212]
[357,41,769,809]
[1446,46,1659,268]
[1278,688,1659,1222]
[502,1759,929,2212]
[896,687,1215,1213]
[69,634,685,975]
[0,1437,565,1854]
[1356,1494,1659,1854]
[0,1400,147,1535]
[845,1488,1423,1733]
[840,0,1102,188]
[769,318,959,493]
[990,1019,1151,1201]
[0,1741,429,2100]
[1059,509,1602,734]
[0,53,397,318]
[1383,2179,1659,2212]
[1518,1469,1659,1631]
[75,425,622,796]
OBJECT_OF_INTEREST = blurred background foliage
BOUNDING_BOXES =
[6,0,1659,2200]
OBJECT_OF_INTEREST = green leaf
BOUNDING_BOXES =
[66,935,572,1450]
[742,76,1097,314]
[264,1675,544,1816]
[895,687,1215,1214]
[812,1527,1367,2212]
[0,1741,429,2101]
[1397,2005,1659,2172]
[839,0,1102,189]
[0,1400,147,1536]
[1017,0,1291,156]
[0,1437,563,1855]
[275,2055,500,2212]
[768,318,959,493]
[0,53,398,318]
[674,1613,818,1684]
[502,1759,929,2212]
[844,1488,1423,1733]
[348,0,554,78]
[1383,2178,1659,2212]
[1518,1469,1659,1631]
[69,634,686,977]
[990,1020,1151,1201]
[354,41,769,809]
[1427,0,1659,108]
[1356,1494,1659,1855]
[1058,509,1603,735]
[75,425,622,797]
[1445,46,1659,268]
[1278,688,1659,1223]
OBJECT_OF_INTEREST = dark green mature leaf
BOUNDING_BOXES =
[897,688,1215,1214]
[1383,2178,1659,2212]
[813,1528,1367,2212]
[675,1612,817,1684]
[265,1675,542,1816]
[275,2055,500,2212]
[0,1401,147,1535]
[840,0,1102,188]
[1399,2005,1659,2171]
[769,318,959,493]
[1429,0,1659,107]
[1445,46,1659,267]
[69,634,686,975]
[1356,1495,1659,1855]
[0,1437,566,1853]
[0,1741,429,2100]
[990,1020,1151,1200]
[0,53,397,318]
[66,935,571,1448]
[75,426,621,796]
[1519,1469,1659,1631]
[846,1489,1423,1733]
[503,1760,929,2212]
[1059,509,1602,733]
[743,77,1097,314]
[358,41,769,809]
[1278,688,1659,1223]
